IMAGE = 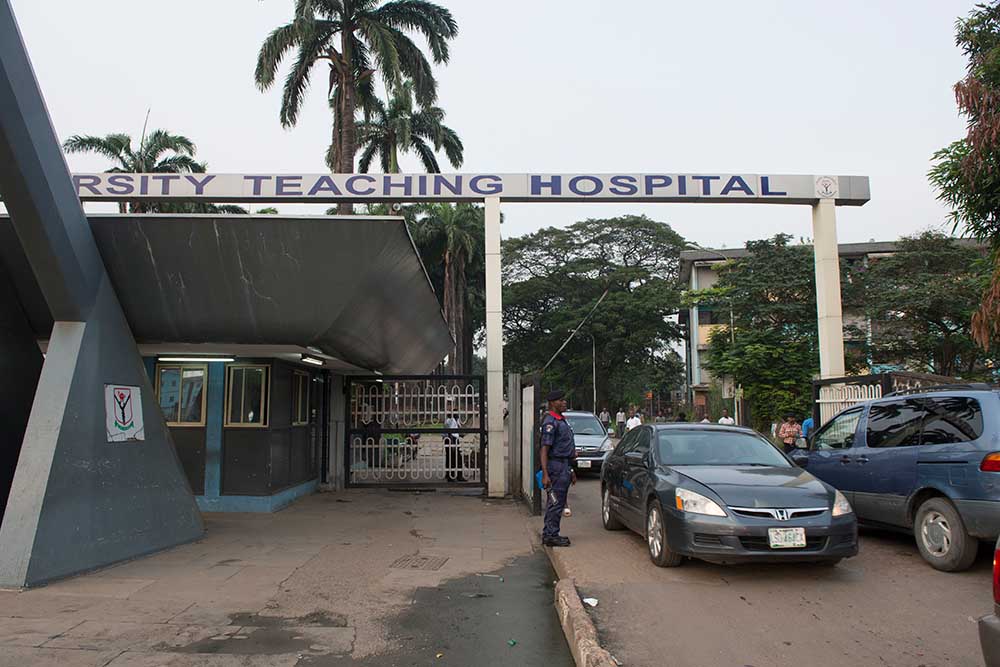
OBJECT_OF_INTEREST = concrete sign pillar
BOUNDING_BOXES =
[0,0,202,587]
[485,196,505,497]
[811,198,846,379]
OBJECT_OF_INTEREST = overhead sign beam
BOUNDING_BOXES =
[70,173,871,206]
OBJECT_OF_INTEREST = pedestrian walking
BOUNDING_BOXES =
[540,389,577,547]
[778,414,802,453]
[599,406,611,433]
[718,409,735,425]
[615,408,626,438]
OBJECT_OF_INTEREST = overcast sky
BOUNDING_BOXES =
[8,0,979,247]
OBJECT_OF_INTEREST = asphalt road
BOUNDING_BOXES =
[310,553,573,667]
[557,476,993,667]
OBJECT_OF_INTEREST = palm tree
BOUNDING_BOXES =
[254,0,458,192]
[62,129,204,213]
[411,203,483,373]
[357,80,463,173]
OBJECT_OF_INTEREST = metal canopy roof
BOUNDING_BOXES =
[0,214,452,374]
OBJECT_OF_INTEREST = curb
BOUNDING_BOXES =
[547,546,618,667]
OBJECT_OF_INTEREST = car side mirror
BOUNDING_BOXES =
[794,436,808,450]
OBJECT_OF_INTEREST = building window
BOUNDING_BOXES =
[292,371,310,426]
[156,364,207,426]
[225,365,269,427]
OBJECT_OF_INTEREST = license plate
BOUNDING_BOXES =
[577,460,592,469]
[767,527,806,549]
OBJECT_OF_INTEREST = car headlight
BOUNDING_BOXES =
[675,488,726,517]
[599,438,613,452]
[832,490,853,517]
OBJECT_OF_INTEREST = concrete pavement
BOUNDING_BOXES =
[0,489,572,666]
[540,476,992,667]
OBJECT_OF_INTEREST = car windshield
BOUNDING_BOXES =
[565,414,604,435]
[656,430,790,467]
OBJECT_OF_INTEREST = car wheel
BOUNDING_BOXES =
[646,501,682,568]
[601,487,624,531]
[914,497,979,572]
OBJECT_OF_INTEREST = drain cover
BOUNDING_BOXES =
[390,554,449,571]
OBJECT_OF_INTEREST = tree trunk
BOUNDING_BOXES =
[454,253,467,375]
[336,29,356,215]
[442,249,458,373]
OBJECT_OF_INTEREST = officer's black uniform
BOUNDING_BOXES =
[541,390,575,544]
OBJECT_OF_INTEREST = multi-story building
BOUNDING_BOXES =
[678,240,977,419]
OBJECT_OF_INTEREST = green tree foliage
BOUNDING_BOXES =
[861,231,993,378]
[691,235,824,430]
[409,202,484,374]
[357,80,463,173]
[929,2,1000,346]
[502,215,686,410]
[254,0,458,200]
[62,129,233,214]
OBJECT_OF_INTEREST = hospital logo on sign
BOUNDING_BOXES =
[814,176,839,198]
[104,384,145,442]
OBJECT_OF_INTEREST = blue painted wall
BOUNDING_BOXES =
[143,357,316,512]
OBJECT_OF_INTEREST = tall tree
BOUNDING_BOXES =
[357,80,463,173]
[410,202,482,373]
[929,2,1000,346]
[861,232,992,378]
[691,235,859,432]
[502,215,686,409]
[63,129,203,213]
[254,0,458,212]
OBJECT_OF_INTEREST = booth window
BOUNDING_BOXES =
[226,365,269,427]
[156,364,207,426]
[292,371,310,426]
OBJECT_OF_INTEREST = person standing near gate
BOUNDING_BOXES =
[615,407,626,438]
[444,413,465,482]
[540,389,576,547]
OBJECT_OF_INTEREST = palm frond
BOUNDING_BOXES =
[357,16,402,91]
[410,136,441,173]
[436,125,463,168]
[358,141,379,173]
[62,133,131,167]
[374,0,457,63]
[254,22,304,90]
[141,130,196,166]
[152,155,205,173]
[279,30,331,128]
[387,29,436,105]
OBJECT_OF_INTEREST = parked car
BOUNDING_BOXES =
[980,535,1000,666]
[564,410,612,473]
[793,386,1000,572]
[600,424,858,567]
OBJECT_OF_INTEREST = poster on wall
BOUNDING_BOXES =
[105,384,145,442]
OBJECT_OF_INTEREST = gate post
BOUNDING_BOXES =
[485,196,505,497]
[811,198,846,379]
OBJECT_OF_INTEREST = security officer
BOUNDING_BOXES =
[540,389,577,547]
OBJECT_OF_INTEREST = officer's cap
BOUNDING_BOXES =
[545,389,565,402]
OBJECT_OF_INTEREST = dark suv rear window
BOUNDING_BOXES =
[918,397,983,445]
[865,396,984,447]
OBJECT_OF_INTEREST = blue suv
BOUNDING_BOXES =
[793,386,1000,571]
